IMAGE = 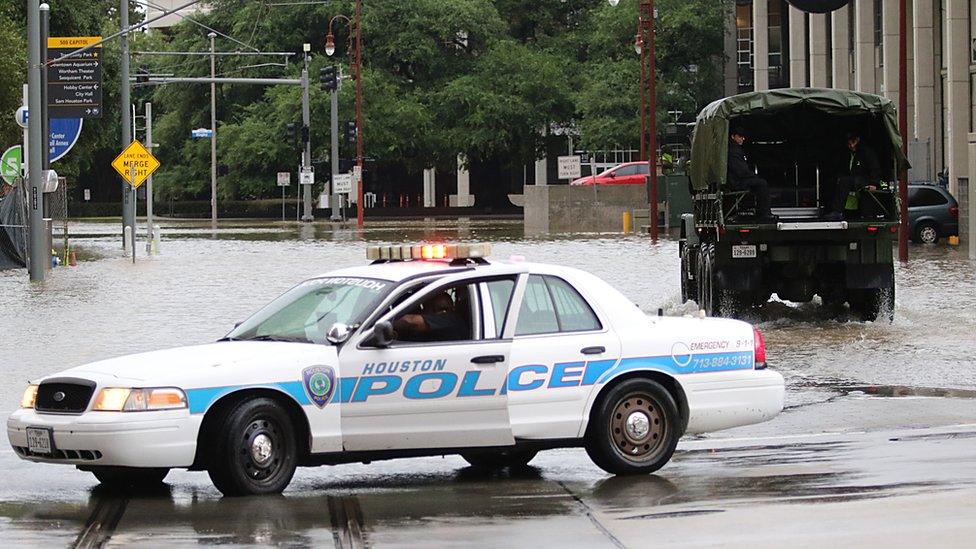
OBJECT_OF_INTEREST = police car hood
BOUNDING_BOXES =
[47,342,337,387]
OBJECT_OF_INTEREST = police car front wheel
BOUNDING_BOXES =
[207,398,299,496]
[585,379,680,475]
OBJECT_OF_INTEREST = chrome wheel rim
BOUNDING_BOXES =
[919,226,937,243]
[240,418,283,482]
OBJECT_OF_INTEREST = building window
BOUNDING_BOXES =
[768,0,784,88]
[874,0,883,68]
[736,1,754,93]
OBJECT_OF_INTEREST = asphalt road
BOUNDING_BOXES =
[1,395,974,548]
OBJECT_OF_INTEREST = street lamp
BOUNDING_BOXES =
[325,6,365,228]
[608,0,619,6]
[634,34,643,56]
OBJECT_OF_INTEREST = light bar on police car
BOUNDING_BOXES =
[366,243,491,261]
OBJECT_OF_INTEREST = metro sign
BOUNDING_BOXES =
[786,0,851,13]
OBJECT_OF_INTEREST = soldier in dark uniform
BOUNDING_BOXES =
[727,126,775,221]
[825,131,881,221]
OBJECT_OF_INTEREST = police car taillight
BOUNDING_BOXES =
[366,243,491,262]
[753,327,767,369]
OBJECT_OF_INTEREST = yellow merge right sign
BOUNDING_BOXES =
[111,140,160,189]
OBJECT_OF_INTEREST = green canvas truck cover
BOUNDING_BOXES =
[689,88,910,191]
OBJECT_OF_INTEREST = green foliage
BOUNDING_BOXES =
[0,0,731,201]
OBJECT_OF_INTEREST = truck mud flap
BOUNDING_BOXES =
[845,263,894,289]
[716,263,762,291]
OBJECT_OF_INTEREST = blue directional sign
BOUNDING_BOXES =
[49,118,84,163]
[191,128,213,138]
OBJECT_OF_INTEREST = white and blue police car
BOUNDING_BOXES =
[9,244,784,496]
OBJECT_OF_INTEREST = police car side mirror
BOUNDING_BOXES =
[326,322,352,345]
[368,320,394,348]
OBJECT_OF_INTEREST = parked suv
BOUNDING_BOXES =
[908,184,959,244]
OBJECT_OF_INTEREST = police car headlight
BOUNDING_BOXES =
[93,387,187,412]
[20,384,38,409]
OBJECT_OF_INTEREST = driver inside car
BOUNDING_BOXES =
[393,290,470,342]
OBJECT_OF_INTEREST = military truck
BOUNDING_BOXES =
[679,89,909,321]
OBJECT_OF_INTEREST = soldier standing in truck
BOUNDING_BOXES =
[825,131,882,221]
[727,127,776,222]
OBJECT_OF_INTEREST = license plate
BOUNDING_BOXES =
[732,244,757,258]
[26,427,54,454]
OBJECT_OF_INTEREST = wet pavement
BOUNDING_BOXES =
[1,218,974,547]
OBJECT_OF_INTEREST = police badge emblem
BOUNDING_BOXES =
[302,366,336,408]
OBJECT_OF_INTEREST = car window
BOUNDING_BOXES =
[391,283,476,344]
[614,165,638,176]
[636,163,650,175]
[228,277,390,344]
[515,275,559,335]
[485,279,515,336]
[910,188,948,207]
[545,276,601,332]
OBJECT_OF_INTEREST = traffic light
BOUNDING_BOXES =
[320,66,337,91]
[344,121,357,145]
[136,66,149,84]
[285,123,298,149]
[301,125,309,144]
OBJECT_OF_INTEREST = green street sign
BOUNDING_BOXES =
[1,145,22,186]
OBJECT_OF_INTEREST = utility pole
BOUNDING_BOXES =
[40,3,49,173]
[120,0,134,248]
[209,31,217,225]
[27,0,45,281]
[145,102,155,253]
[354,0,364,228]
[638,0,658,242]
[301,47,313,222]
[330,73,341,221]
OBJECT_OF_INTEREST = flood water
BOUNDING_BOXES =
[1,218,974,414]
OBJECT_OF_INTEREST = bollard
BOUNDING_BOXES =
[948,235,960,246]
[123,226,132,253]
[622,211,632,233]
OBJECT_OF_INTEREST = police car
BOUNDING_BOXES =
[8,244,784,496]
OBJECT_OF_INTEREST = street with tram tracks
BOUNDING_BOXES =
[1,219,973,547]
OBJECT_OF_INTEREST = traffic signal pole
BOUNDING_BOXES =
[27,0,45,281]
[300,53,313,222]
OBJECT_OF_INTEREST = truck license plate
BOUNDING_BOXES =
[26,427,53,454]
[732,245,757,258]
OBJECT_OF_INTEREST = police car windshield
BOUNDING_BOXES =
[225,277,391,345]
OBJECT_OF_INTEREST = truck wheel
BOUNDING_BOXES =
[852,285,895,322]
[585,378,680,475]
[914,222,940,244]
[696,245,715,315]
[207,398,298,496]
[461,449,538,469]
[680,244,698,303]
[90,467,169,489]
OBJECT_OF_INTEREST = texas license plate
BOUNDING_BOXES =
[732,244,757,258]
[26,427,54,454]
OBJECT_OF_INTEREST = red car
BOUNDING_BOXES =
[570,162,650,186]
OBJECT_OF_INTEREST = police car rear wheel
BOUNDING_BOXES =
[585,379,679,475]
[90,466,169,489]
[460,449,537,469]
[208,398,298,496]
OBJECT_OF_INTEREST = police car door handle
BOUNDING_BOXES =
[471,355,505,365]
[581,346,606,355]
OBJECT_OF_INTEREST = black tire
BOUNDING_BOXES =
[460,449,538,469]
[913,221,940,244]
[90,466,169,489]
[850,285,895,322]
[584,378,681,475]
[207,397,299,496]
[696,244,715,315]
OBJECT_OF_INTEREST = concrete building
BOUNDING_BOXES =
[727,0,976,250]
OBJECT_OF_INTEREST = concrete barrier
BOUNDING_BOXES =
[524,184,648,234]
